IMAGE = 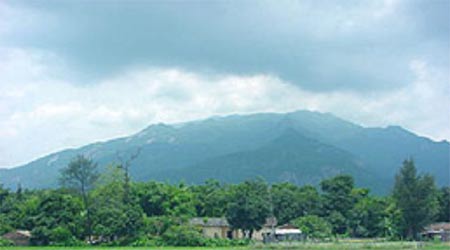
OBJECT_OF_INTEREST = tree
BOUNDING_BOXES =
[436,187,450,222]
[272,183,321,225]
[0,184,8,205]
[226,179,271,238]
[134,181,196,218]
[116,147,141,204]
[320,175,354,234]
[348,196,388,237]
[392,159,439,240]
[59,155,99,242]
[321,175,354,216]
[292,215,332,240]
[29,190,83,245]
[190,179,228,217]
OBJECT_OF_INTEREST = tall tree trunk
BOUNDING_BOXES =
[82,191,92,243]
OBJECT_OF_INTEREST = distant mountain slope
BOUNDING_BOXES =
[155,129,391,193]
[0,110,448,194]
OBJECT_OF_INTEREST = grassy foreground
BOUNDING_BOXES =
[1,242,450,250]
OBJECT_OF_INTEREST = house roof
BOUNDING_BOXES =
[424,223,450,232]
[3,230,31,238]
[190,216,278,228]
[278,224,298,230]
[190,217,229,227]
[275,228,302,235]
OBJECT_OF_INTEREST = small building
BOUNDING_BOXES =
[189,217,277,240]
[263,224,303,243]
[2,230,31,246]
[422,222,450,241]
[253,217,278,241]
[274,224,302,241]
[189,217,241,239]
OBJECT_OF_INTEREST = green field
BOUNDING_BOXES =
[1,242,449,250]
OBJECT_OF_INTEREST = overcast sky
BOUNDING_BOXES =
[0,0,449,168]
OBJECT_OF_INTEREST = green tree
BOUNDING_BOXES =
[91,168,143,242]
[292,215,332,240]
[190,179,228,217]
[116,148,141,204]
[382,199,403,240]
[29,190,83,245]
[226,179,270,239]
[0,184,8,205]
[272,183,320,225]
[436,187,450,222]
[134,182,196,218]
[348,196,388,237]
[393,159,439,240]
[59,155,99,242]
[320,175,354,234]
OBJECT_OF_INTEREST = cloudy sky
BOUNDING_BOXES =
[0,0,449,168]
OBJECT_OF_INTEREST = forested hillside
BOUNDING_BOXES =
[1,110,448,194]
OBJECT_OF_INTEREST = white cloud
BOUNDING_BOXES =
[0,47,448,168]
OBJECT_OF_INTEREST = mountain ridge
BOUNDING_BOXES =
[1,110,448,194]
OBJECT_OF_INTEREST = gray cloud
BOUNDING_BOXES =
[0,0,448,168]
[3,0,448,92]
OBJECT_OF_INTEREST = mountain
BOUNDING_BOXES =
[156,129,390,193]
[0,110,448,194]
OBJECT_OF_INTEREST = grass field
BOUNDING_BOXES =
[1,242,449,250]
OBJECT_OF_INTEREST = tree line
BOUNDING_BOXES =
[0,157,449,246]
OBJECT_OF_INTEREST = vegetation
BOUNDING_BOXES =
[0,157,448,247]
[0,242,450,249]
[59,155,99,243]
[393,159,439,240]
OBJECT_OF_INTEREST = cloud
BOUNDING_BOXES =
[2,0,448,92]
[0,47,448,168]
[0,1,448,167]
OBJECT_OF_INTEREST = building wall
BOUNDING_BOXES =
[3,233,30,246]
[200,226,273,241]
[202,226,227,238]
[253,227,272,241]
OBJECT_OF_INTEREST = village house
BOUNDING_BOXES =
[262,224,303,243]
[189,217,302,242]
[189,217,240,239]
[421,222,450,241]
[2,230,32,246]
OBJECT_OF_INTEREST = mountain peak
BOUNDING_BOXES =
[1,110,448,192]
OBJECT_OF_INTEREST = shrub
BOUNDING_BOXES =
[50,226,84,246]
[292,215,332,240]
[0,237,14,246]
[161,225,205,246]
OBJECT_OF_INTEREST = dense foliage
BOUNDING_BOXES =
[0,157,447,246]
[393,159,440,240]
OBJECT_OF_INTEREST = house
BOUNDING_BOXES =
[189,217,277,240]
[189,217,241,239]
[274,224,302,241]
[253,217,278,241]
[262,224,303,243]
[422,222,450,241]
[2,230,31,246]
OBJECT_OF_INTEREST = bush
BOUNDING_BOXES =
[30,226,51,246]
[0,237,14,246]
[292,215,332,240]
[131,231,251,247]
[161,225,205,246]
[50,226,84,246]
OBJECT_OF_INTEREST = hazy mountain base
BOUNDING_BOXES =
[1,110,448,194]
